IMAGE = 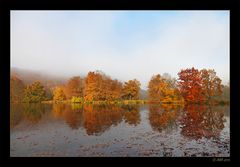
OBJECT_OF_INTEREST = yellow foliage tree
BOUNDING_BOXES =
[148,74,183,103]
[53,87,66,102]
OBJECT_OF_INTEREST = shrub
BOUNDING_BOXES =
[71,96,83,103]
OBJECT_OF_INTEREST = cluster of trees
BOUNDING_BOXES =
[10,68,229,104]
[23,81,47,103]
[177,68,224,103]
[10,75,53,103]
[52,71,141,102]
[148,74,183,103]
[84,71,122,101]
[148,68,227,104]
[10,71,141,103]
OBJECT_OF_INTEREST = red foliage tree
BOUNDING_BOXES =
[177,67,205,103]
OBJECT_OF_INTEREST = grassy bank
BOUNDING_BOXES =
[42,99,148,105]
[41,99,188,105]
[41,99,229,106]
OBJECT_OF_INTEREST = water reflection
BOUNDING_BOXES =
[122,105,141,126]
[52,104,84,130]
[10,103,228,139]
[10,103,24,128]
[23,103,47,123]
[10,103,48,127]
[148,104,183,133]
[52,103,66,119]
[82,105,123,135]
[180,105,226,140]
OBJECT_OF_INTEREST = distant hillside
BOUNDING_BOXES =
[11,67,67,89]
[10,75,25,102]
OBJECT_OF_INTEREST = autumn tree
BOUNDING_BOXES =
[148,74,182,102]
[84,71,106,101]
[84,71,122,101]
[200,69,223,102]
[10,75,25,103]
[23,81,47,103]
[53,86,66,102]
[177,67,204,103]
[106,78,122,100]
[65,76,84,99]
[121,79,141,100]
[148,74,163,101]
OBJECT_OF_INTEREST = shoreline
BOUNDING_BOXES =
[10,99,229,106]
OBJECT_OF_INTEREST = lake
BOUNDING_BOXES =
[10,103,230,157]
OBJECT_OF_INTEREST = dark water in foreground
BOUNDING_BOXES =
[10,103,230,157]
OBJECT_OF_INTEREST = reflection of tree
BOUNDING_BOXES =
[121,105,140,126]
[83,105,123,136]
[10,103,24,128]
[52,103,65,119]
[52,104,83,130]
[180,105,225,140]
[22,103,46,123]
[71,104,83,112]
[62,105,83,130]
[148,104,181,132]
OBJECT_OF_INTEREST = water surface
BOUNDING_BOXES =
[10,103,230,157]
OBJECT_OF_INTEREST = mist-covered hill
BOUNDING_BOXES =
[11,67,67,88]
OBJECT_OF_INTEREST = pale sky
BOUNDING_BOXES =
[11,10,229,89]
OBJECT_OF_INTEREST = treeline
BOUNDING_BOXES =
[10,67,230,104]
[11,70,141,103]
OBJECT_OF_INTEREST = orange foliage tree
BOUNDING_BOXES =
[121,79,141,100]
[200,69,223,102]
[106,78,123,100]
[84,71,122,101]
[65,76,84,99]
